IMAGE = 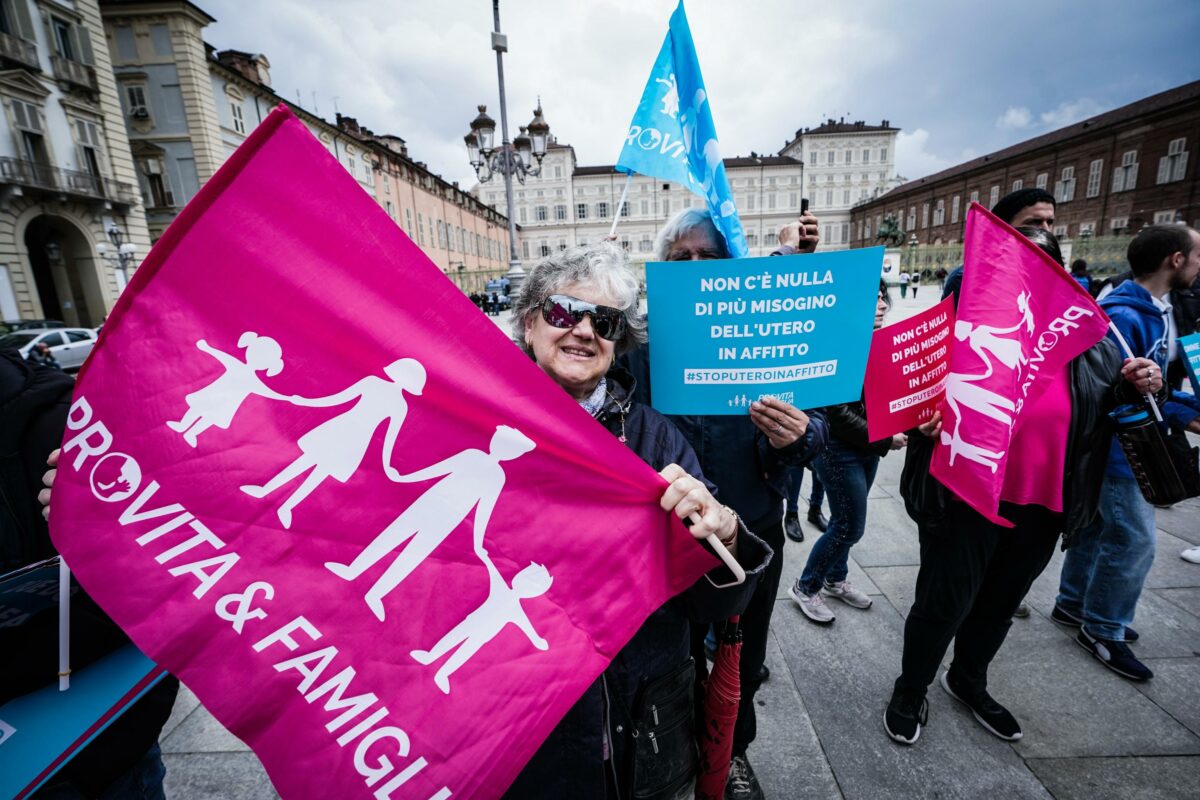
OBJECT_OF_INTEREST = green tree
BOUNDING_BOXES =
[876,214,905,248]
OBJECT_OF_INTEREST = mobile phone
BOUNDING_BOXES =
[801,198,809,214]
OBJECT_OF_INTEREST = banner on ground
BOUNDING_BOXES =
[47,106,719,799]
[929,204,1110,525]
[615,1,746,257]
[864,297,955,440]
[0,559,165,800]
[1180,332,1200,393]
[645,248,882,414]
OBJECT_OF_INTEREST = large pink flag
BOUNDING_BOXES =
[48,106,718,798]
[929,204,1109,525]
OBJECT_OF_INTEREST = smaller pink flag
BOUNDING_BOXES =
[930,204,1110,526]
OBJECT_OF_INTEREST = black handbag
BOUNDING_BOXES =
[626,658,699,800]
[1111,404,1200,505]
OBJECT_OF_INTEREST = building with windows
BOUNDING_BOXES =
[0,0,146,327]
[474,109,900,260]
[779,118,900,249]
[848,81,1200,256]
[98,0,510,273]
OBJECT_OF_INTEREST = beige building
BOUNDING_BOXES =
[98,0,510,275]
[475,107,901,260]
[0,0,148,327]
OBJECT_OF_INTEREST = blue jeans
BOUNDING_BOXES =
[798,441,878,595]
[1056,475,1156,641]
[786,465,824,513]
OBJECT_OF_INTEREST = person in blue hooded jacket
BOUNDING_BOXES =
[1054,224,1200,682]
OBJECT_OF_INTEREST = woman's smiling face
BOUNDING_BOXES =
[524,282,619,400]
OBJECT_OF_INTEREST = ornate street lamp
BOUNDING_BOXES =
[907,233,919,276]
[96,223,136,289]
[464,0,551,294]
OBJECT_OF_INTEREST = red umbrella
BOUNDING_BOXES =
[695,616,742,800]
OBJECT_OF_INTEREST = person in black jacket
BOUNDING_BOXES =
[1,348,178,799]
[884,229,1165,747]
[623,208,827,800]
[502,244,772,800]
[790,281,907,624]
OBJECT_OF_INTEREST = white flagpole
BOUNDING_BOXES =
[1108,321,1164,423]
[608,172,635,238]
[59,557,71,691]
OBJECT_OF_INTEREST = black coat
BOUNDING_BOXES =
[0,348,179,795]
[502,370,772,800]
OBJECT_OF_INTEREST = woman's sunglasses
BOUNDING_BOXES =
[541,294,627,341]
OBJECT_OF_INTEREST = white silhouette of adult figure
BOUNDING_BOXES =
[325,425,536,621]
[942,371,1017,428]
[167,333,287,447]
[410,556,552,694]
[941,428,1006,473]
[954,291,1036,375]
[240,358,427,529]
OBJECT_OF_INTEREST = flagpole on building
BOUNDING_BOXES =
[609,172,635,238]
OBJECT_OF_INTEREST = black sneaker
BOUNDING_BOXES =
[807,505,829,532]
[1053,606,1139,642]
[1051,604,1083,627]
[784,511,804,543]
[1076,629,1153,681]
[1012,601,1031,618]
[724,754,764,800]
[884,688,928,745]
[939,671,1023,741]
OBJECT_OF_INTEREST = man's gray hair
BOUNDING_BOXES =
[654,207,729,262]
[510,242,647,356]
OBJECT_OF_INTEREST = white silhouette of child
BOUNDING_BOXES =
[324,425,536,621]
[240,358,427,529]
[410,557,552,694]
[167,332,287,447]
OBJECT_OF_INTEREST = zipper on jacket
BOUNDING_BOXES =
[602,672,622,795]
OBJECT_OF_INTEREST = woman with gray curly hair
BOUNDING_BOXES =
[502,242,772,800]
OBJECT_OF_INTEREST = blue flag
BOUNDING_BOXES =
[615,1,747,257]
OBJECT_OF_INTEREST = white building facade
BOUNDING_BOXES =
[475,109,901,260]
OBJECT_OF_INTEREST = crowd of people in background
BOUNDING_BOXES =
[5,186,1199,800]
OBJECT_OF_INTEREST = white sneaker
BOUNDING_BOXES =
[1181,546,1200,564]
[789,580,835,624]
[822,580,873,609]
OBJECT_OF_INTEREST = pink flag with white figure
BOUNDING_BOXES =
[48,106,718,799]
[929,204,1109,526]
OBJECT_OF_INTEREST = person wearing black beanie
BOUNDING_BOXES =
[941,188,1057,303]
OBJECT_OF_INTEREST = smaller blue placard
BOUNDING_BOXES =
[1181,332,1200,394]
[646,248,883,414]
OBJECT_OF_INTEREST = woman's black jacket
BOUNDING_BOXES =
[502,370,772,800]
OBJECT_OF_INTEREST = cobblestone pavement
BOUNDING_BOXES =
[157,291,1200,798]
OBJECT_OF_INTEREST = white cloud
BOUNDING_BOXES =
[996,106,1033,130]
[1039,98,1106,128]
[895,129,952,181]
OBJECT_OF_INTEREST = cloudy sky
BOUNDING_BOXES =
[200,0,1199,189]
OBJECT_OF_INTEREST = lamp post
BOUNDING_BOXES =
[907,233,919,276]
[463,0,549,296]
[95,223,136,290]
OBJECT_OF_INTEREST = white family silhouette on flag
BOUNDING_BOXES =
[166,331,552,694]
[941,291,1036,473]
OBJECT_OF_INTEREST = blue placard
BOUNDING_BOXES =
[646,248,883,414]
[1181,332,1200,393]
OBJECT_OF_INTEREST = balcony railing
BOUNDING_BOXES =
[0,30,38,70]
[0,157,139,207]
[50,54,96,92]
